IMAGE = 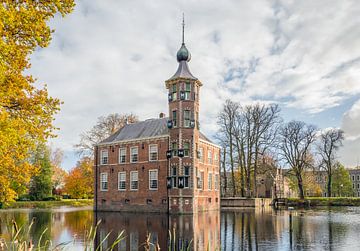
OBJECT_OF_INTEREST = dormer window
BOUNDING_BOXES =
[100,150,108,165]
[171,84,177,101]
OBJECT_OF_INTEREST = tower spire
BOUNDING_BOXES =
[182,13,185,45]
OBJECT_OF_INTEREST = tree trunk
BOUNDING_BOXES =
[222,147,227,196]
[297,173,305,199]
[327,170,332,197]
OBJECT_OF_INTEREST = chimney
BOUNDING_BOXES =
[159,112,165,118]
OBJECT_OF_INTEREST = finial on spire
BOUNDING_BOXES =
[182,13,185,45]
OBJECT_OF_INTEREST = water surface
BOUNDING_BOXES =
[1,206,360,250]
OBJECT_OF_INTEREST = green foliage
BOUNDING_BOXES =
[287,197,360,207]
[331,164,353,197]
[29,144,53,201]
[3,199,93,209]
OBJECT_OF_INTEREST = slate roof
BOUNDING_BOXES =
[99,118,214,145]
[168,61,197,81]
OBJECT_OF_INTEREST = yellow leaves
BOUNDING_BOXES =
[0,0,75,203]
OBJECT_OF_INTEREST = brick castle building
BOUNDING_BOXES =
[94,23,220,214]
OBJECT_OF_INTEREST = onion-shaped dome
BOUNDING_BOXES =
[176,43,191,62]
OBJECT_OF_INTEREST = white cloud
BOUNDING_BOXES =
[28,0,360,169]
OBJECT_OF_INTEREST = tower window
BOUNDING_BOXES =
[199,147,204,162]
[184,110,191,127]
[184,166,190,188]
[208,150,212,164]
[172,110,177,127]
[183,142,190,157]
[172,84,177,101]
[172,167,177,188]
[172,142,178,157]
[185,82,191,100]
[215,174,219,190]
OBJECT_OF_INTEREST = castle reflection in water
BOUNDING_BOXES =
[94,211,221,250]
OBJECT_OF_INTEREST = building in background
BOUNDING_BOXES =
[349,168,360,197]
[94,21,220,214]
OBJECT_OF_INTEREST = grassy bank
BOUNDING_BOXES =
[286,197,360,207]
[1,199,93,209]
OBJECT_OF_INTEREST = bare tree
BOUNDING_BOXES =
[217,100,239,196]
[75,113,138,157]
[278,121,317,199]
[317,128,344,197]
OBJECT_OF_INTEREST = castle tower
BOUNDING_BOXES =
[165,17,219,214]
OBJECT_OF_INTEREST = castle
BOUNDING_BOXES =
[94,21,220,214]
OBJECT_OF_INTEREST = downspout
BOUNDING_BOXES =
[95,145,98,212]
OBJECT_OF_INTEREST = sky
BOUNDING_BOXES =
[29,0,360,171]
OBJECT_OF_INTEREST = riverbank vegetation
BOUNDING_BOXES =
[1,199,93,209]
[287,197,360,207]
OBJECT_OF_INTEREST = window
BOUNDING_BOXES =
[183,142,190,157]
[130,171,138,190]
[184,110,191,128]
[200,172,204,190]
[172,142,178,157]
[352,175,355,181]
[172,84,177,101]
[100,173,108,191]
[149,170,158,190]
[100,150,108,165]
[208,150,212,164]
[199,147,203,162]
[149,145,158,161]
[184,166,190,188]
[358,183,360,190]
[358,175,360,181]
[172,167,177,188]
[118,172,126,191]
[214,152,218,162]
[353,184,355,189]
[119,148,126,163]
[208,173,213,190]
[215,174,219,190]
[185,82,191,100]
[130,147,138,163]
[172,110,177,127]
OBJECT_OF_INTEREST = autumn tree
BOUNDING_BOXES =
[64,157,94,199]
[317,128,344,197]
[75,113,138,157]
[279,121,317,199]
[0,1,75,203]
[29,144,53,200]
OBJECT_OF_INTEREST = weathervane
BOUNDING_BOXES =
[182,13,185,44]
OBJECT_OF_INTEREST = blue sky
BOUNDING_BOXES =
[29,0,360,170]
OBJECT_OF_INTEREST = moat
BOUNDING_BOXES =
[1,207,360,250]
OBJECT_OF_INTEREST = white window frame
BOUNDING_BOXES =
[119,148,126,164]
[130,171,138,190]
[184,110,191,128]
[100,150,108,165]
[130,147,138,163]
[199,147,203,162]
[149,169,158,190]
[118,172,126,191]
[208,173,213,190]
[208,150,212,164]
[100,172,108,191]
[215,174,219,191]
[185,82,191,100]
[149,144,158,161]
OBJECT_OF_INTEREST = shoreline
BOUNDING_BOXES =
[0,199,93,209]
